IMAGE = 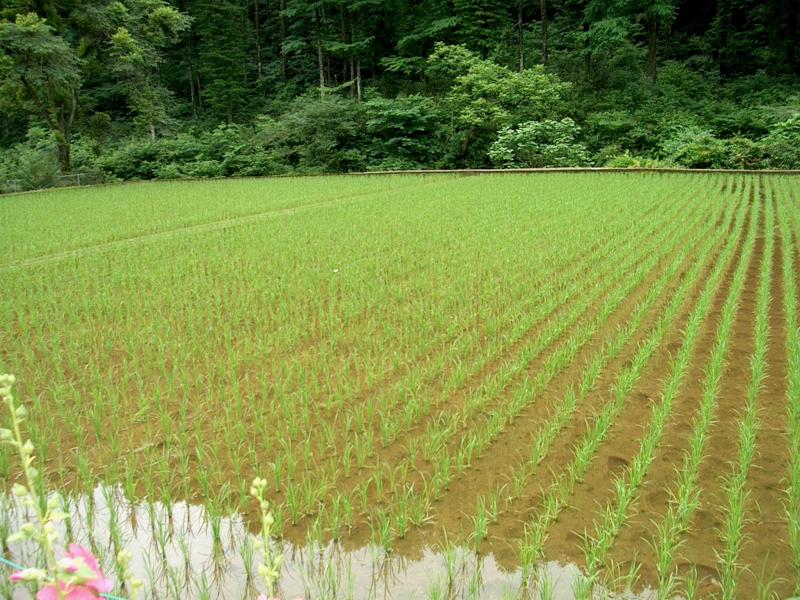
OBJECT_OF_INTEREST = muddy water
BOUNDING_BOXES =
[2,485,659,600]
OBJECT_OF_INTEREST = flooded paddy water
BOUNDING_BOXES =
[3,485,656,599]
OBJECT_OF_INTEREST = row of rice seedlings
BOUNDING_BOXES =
[6,187,531,506]
[779,178,800,594]
[515,189,747,592]
[362,192,718,547]
[649,181,761,597]
[457,186,739,553]
[472,180,742,525]
[578,181,750,593]
[299,186,683,475]
[6,178,706,511]
[715,183,773,599]
[303,191,703,539]
[298,183,696,465]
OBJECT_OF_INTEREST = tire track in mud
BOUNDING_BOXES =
[0,178,455,273]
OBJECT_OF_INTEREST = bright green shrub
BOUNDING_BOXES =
[760,116,800,168]
[488,118,591,168]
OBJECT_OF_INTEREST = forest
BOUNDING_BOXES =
[0,0,799,190]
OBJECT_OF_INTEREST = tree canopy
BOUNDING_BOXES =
[0,0,798,186]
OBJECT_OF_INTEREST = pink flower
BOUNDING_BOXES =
[37,586,99,600]
[10,568,46,583]
[15,545,114,600]
[64,544,113,594]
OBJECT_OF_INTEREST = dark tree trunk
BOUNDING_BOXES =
[178,0,199,114]
[647,17,658,81]
[57,93,77,174]
[315,7,325,96]
[716,0,732,75]
[341,6,353,94]
[541,0,548,65]
[517,1,524,71]
[254,0,263,77]
[279,0,287,78]
[356,59,361,101]
[788,0,799,74]
[57,139,71,174]
[349,56,355,96]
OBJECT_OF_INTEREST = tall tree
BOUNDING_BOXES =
[192,0,250,119]
[108,1,190,139]
[0,13,82,173]
[585,0,677,81]
[540,0,548,65]
[453,0,507,57]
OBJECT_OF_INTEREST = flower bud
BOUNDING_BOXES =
[118,549,133,567]
[9,567,46,583]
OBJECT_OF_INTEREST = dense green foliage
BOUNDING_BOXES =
[1,0,799,189]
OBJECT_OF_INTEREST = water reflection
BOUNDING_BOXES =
[2,485,656,599]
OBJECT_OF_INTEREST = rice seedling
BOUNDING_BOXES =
[715,182,773,600]
[649,181,761,596]
[778,177,800,594]
[578,185,747,589]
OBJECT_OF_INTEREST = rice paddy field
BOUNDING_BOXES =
[1,172,800,599]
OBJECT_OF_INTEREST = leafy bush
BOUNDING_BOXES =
[603,151,668,168]
[364,95,445,169]
[759,116,800,169]
[255,95,368,173]
[660,127,731,168]
[660,126,766,169]
[427,43,572,166]
[0,127,61,191]
[488,118,591,168]
[99,125,287,181]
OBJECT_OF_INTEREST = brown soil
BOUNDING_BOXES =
[392,186,727,561]
[594,176,800,599]
[735,184,792,597]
